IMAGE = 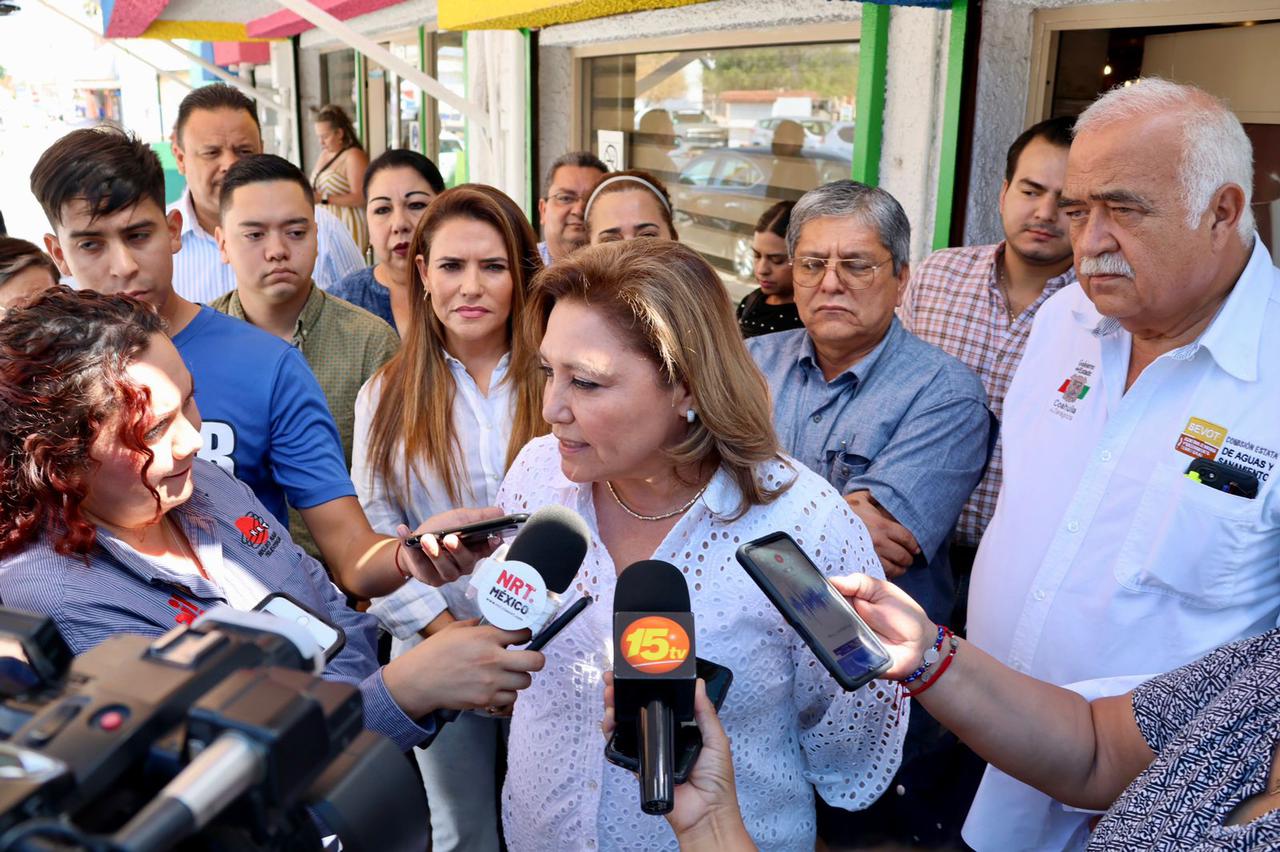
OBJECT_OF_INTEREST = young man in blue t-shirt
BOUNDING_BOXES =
[30,126,474,600]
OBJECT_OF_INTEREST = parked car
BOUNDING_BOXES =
[746,116,832,149]
[637,109,729,150]
[668,146,852,293]
[813,121,855,160]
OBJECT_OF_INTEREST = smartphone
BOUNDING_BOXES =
[1186,458,1259,499]
[736,532,891,691]
[253,592,346,663]
[404,513,530,549]
[526,596,593,652]
[605,657,733,784]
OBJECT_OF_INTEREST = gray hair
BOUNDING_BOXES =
[787,180,911,275]
[1075,78,1254,240]
[542,150,609,198]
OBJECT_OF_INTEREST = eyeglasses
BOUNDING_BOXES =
[790,256,893,290]
[547,192,584,207]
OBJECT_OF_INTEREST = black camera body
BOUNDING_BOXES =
[0,607,429,852]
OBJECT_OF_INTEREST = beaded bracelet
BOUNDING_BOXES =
[906,634,960,697]
[902,625,949,685]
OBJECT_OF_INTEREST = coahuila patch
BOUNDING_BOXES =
[1050,359,1097,421]
[1175,417,1228,460]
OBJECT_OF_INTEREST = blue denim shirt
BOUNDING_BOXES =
[0,458,435,752]
[747,318,992,623]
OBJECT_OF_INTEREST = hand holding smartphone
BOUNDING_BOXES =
[735,532,891,691]
[403,513,530,549]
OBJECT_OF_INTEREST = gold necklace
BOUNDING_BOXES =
[995,259,1016,320]
[605,480,708,522]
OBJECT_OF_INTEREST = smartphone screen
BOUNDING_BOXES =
[737,533,890,691]
[254,593,346,662]
[404,513,530,548]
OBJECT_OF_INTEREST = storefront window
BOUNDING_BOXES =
[385,39,422,153]
[435,31,466,187]
[319,49,358,131]
[584,40,858,292]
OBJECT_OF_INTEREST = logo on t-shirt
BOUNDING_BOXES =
[234,511,283,558]
[168,593,205,626]
[236,512,271,546]
[1050,359,1097,421]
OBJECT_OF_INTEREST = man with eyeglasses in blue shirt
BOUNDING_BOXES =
[536,151,608,266]
[745,179,991,849]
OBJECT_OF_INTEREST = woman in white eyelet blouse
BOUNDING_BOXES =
[494,240,906,852]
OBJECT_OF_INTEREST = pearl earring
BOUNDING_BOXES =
[685,409,697,424]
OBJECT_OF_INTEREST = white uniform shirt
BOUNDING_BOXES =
[964,236,1280,850]
[497,435,906,852]
[168,190,365,305]
[352,354,513,650]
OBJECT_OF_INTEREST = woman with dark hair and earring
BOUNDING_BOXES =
[735,200,804,338]
[0,288,546,756]
[351,184,546,851]
[311,104,370,252]
[0,236,61,311]
[331,149,447,335]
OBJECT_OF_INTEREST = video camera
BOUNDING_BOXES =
[0,606,429,852]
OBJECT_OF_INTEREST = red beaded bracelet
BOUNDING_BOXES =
[905,634,959,698]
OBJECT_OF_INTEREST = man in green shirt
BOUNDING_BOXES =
[212,154,398,563]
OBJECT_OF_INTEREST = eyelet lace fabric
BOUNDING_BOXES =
[498,436,907,851]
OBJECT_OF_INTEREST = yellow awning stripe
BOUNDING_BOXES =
[439,0,711,30]
[137,20,282,42]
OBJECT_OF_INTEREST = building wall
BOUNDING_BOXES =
[963,0,1118,246]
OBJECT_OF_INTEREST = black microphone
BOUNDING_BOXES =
[612,559,696,815]
[438,505,591,721]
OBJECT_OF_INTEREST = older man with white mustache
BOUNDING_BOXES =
[961,78,1280,851]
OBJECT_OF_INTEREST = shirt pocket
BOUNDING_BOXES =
[1115,467,1261,609]
[824,436,871,493]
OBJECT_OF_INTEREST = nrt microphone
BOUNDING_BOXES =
[467,504,591,632]
[612,560,696,815]
[439,505,591,722]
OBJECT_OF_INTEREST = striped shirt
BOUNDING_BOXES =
[899,242,1074,546]
[168,190,367,305]
[0,458,436,752]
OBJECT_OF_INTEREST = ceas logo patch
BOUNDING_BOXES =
[235,512,271,546]
[620,616,691,674]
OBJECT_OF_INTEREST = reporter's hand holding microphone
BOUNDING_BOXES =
[387,506,594,721]
[602,673,753,852]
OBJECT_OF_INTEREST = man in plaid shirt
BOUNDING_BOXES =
[900,116,1078,605]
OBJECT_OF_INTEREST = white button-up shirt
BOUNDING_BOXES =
[353,354,513,649]
[168,189,365,305]
[964,236,1280,850]
[497,435,905,852]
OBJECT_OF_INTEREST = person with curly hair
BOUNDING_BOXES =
[0,288,545,752]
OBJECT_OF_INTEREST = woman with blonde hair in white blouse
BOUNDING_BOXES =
[416,238,906,850]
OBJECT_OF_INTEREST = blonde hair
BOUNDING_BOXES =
[365,185,547,505]
[525,239,788,517]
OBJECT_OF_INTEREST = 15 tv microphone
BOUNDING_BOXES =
[612,559,696,815]
[437,505,591,722]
